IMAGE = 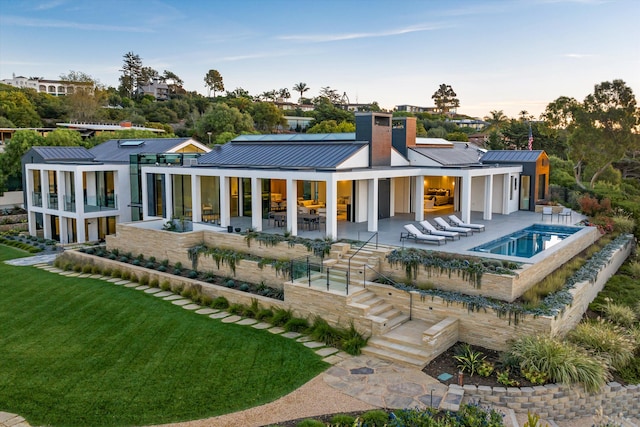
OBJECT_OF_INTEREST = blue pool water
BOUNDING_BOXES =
[470,224,581,258]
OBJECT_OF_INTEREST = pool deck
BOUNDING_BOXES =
[226,209,588,262]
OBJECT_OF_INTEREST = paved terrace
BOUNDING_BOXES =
[226,209,587,261]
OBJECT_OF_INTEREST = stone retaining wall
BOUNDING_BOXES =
[380,226,600,302]
[457,381,640,420]
[62,250,286,310]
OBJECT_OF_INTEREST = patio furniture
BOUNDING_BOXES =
[401,224,446,245]
[558,207,572,222]
[418,220,460,240]
[542,206,553,222]
[447,215,485,232]
[433,217,473,236]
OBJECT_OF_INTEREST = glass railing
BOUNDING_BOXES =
[32,192,42,207]
[84,195,117,212]
[63,195,76,212]
[47,193,58,210]
[290,255,350,294]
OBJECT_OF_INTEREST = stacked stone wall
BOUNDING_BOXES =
[458,382,639,420]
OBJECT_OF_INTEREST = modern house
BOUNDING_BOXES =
[21,138,209,244]
[22,113,548,244]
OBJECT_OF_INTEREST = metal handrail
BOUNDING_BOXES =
[346,232,378,295]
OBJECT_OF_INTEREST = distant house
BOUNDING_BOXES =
[395,105,441,114]
[1,74,93,96]
[137,78,169,101]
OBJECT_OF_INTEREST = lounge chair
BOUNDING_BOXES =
[433,217,473,236]
[557,207,572,222]
[418,220,460,240]
[447,215,485,232]
[401,224,446,245]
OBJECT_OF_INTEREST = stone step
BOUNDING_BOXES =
[361,344,427,368]
[367,336,429,359]
[438,386,464,412]
[380,319,432,345]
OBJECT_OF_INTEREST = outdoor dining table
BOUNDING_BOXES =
[298,213,320,230]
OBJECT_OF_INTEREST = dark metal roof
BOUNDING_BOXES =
[232,133,355,142]
[481,150,544,163]
[197,141,367,169]
[410,142,484,166]
[89,138,192,163]
[30,146,95,162]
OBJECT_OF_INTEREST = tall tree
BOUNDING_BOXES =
[0,91,42,127]
[278,88,291,102]
[194,103,254,144]
[204,69,224,97]
[161,70,184,94]
[484,110,508,128]
[544,80,639,188]
[119,52,142,98]
[431,84,459,114]
[251,101,286,132]
[319,86,340,104]
[292,82,309,102]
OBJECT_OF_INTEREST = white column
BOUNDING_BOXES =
[56,170,63,210]
[164,173,173,220]
[483,174,493,220]
[368,178,378,232]
[192,174,201,223]
[461,174,472,223]
[389,177,396,217]
[28,211,37,236]
[141,171,149,219]
[325,177,337,240]
[59,216,68,244]
[286,178,297,235]
[251,177,262,231]
[220,176,230,227]
[502,174,510,214]
[75,171,84,215]
[414,175,424,222]
[77,218,87,243]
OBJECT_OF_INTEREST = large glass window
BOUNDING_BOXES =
[172,175,192,219]
[200,176,220,223]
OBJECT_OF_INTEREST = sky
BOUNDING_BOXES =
[0,0,638,119]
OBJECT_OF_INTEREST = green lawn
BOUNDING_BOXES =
[0,246,328,426]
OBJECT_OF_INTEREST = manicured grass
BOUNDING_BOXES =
[0,246,328,426]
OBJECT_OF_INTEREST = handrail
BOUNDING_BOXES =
[346,232,378,295]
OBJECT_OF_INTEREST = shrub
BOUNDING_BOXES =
[295,420,324,427]
[340,323,369,356]
[187,270,198,279]
[238,283,250,292]
[200,295,213,307]
[102,268,112,276]
[145,261,155,269]
[149,278,159,288]
[271,308,293,327]
[284,317,309,333]
[120,271,130,281]
[172,283,184,294]
[453,343,486,377]
[91,265,101,275]
[156,265,167,273]
[477,361,495,377]
[82,265,93,274]
[256,308,274,321]
[308,317,342,347]
[211,296,229,309]
[627,261,640,279]
[611,215,636,234]
[225,279,236,288]
[601,300,637,328]
[174,261,183,270]
[496,369,519,387]
[569,321,636,371]
[139,275,149,286]
[181,288,193,299]
[130,273,139,283]
[111,269,122,278]
[329,414,356,427]
[160,280,171,291]
[507,335,610,392]
[360,409,389,427]
[228,303,246,316]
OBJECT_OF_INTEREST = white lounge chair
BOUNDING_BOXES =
[418,220,460,240]
[447,215,485,232]
[542,206,553,222]
[401,224,446,245]
[557,207,572,222]
[433,217,473,236]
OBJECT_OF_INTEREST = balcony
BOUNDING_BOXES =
[32,192,42,207]
[64,195,76,212]
[84,194,117,212]
[47,193,58,210]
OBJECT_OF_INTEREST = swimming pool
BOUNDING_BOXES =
[469,224,581,258]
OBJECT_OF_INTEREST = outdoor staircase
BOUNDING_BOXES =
[361,318,432,368]
[349,289,410,333]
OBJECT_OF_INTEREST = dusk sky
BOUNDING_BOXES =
[1,0,638,119]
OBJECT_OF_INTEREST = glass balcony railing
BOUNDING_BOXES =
[47,193,58,210]
[64,195,76,212]
[84,194,117,212]
[32,192,42,207]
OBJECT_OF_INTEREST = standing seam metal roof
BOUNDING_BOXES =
[197,142,366,168]
[89,138,192,162]
[481,150,544,163]
[409,143,484,166]
[31,146,95,161]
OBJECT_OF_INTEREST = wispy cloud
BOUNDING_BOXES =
[219,50,304,62]
[34,0,67,11]
[277,23,447,43]
[0,15,153,32]
[563,53,596,59]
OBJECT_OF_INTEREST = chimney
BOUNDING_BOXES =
[356,112,392,167]
[391,116,417,157]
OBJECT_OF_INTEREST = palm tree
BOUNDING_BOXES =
[293,82,309,103]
